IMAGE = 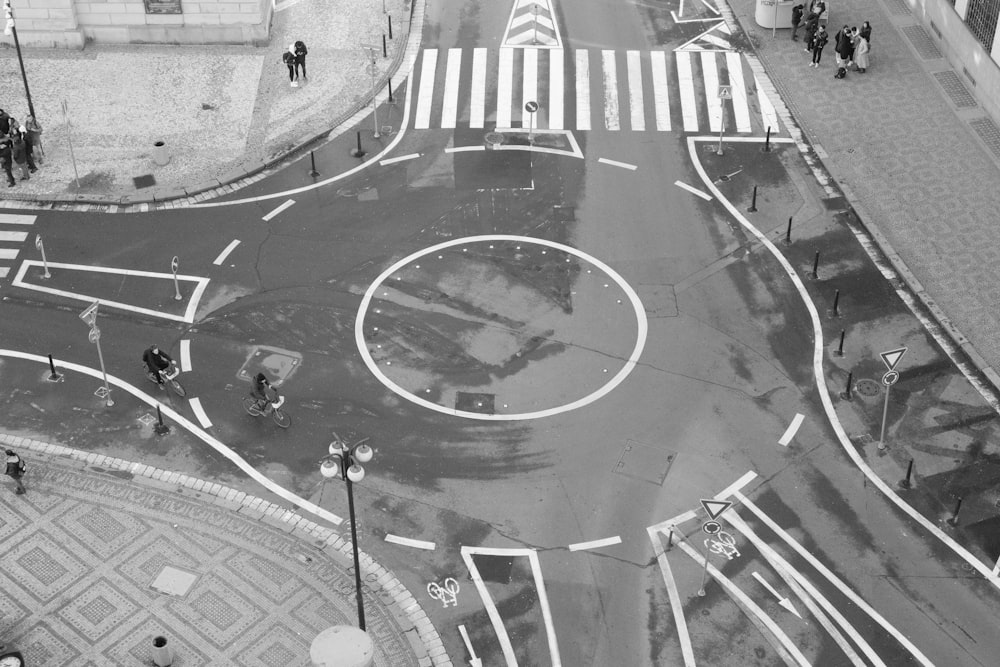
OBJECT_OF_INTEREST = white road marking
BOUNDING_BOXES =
[261,199,295,222]
[212,239,241,265]
[0,267,8,278]
[701,51,722,133]
[497,48,514,128]
[470,48,488,128]
[726,51,752,133]
[462,548,520,665]
[676,51,698,131]
[0,214,35,224]
[568,535,622,551]
[385,534,436,550]
[549,49,564,130]
[12,260,210,324]
[0,231,28,242]
[714,469,758,500]
[598,157,637,170]
[458,625,481,664]
[415,48,438,129]
[647,525,697,665]
[674,180,713,200]
[755,74,780,134]
[576,49,591,131]
[650,50,671,131]
[523,48,538,127]
[0,249,19,260]
[188,397,212,428]
[602,50,620,130]
[179,339,192,372]
[379,153,421,166]
[441,48,462,129]
[627,50,645,131]
[0,349,345,525]
[777,413,804,446]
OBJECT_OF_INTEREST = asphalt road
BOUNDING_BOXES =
[4,0,1000,665]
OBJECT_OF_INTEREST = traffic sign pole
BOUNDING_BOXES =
[697,546,712,596]
[878,383,891,450]
[90,326,114,407]
[35,234,50,279]
[171,256,182,301]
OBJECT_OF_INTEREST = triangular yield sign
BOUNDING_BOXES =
[700,498,732,520]
[879,347,908,371]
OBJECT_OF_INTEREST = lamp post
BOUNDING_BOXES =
[4,0,37,119]
[320,433,373,631]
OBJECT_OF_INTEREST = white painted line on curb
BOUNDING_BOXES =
[380,153,421,166]
[213,239,241,266]
[189,397,212,429]
[674,180,713,201]
[598,157,637,170]
[385,534,436,550]
[262,199,295,222]
[568,535,622,551]
[179,339,191,372]
[778,413,804,446]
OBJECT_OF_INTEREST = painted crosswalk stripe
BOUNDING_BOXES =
[602,50,619,131]
[755,74,780,135]
[576,49,591,131]
[726,52,752,133]
[0,249,19,260]
[441,48,462,129]
[568,535,622,551]
[0,231,28,242]
[415,49,438,129]
[0,267,8,279]
[470,48,487,128]
[650,50,671,131]
[549,49,564,130]
[523,48,538,127]
[676,51,698,131]
[701,51,722,133]
[189,397,213,429]
[627,50,645,131]
[0,214,36,225]
[497,47,514,128]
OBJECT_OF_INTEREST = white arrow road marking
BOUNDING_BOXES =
[458,624,483,667]
[778,413,804,446]
[751,571,801,618]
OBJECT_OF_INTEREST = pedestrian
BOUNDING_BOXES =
[19,127,37,174]
[24,112,43,164]
[860,20,872,43]
[0,138,15,187]
[803,11,819,52]
[853,32,870,72]
[791,4,804,41]
[0,109,9,137]
[294,40,308,80]
[11,131,29,181]
[810,25,829,67]
[5,449,26,495]
[835,25,852,70]
[282,46,298,87]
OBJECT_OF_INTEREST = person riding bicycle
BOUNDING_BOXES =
[142,344,174,387]
[250,372,279,412]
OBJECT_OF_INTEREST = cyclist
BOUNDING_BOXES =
[250,372,279,412]
[142,344,174,388]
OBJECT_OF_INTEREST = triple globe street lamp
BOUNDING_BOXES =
[3,0,37,120]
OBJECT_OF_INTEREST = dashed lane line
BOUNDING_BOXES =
[188,397,213,429]
[568,536,622,552]
[598,157,637,170]
[777,413,804,446]
[212,239,241,266]
[179,339,192,372]
[674,180,712,200]
[379,153,421,166]
[261,199,296,222]
[385,534,436,550]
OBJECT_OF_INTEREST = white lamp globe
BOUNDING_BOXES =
[320,460,339,479]
[354,443,373,463]
[347,464,365,483]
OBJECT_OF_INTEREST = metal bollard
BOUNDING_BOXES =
[810,251,820,279]
[832,289,841,317]
[784,216,792,245]
[383,34,387,58]
[763,126,771,152]
[947,497,963,526]
[309,150,319,177]
[154,405,169,436]
[151,636,174,667]
[899,459,914,489]
[835,329,845,356]
[350,131,366,158]
[47,354,62,381]
[388,14,393,39]
[841,371,853,400]
[748,186,758,213]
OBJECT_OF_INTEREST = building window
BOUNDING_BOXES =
[966,0,1000,51]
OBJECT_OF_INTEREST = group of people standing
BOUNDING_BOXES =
[0,108,43,188]
[791,1,872,75]
[282,40,309,88]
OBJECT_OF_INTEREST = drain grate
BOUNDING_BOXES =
[884,0,912,14]
[970,117,1000,160]
[855,379,882,397]
[933,71,977,108]
[902,25,942,59]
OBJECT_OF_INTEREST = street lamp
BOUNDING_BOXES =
[4,0,36,119]
[319,433,373,631]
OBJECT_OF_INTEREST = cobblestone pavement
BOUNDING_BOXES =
[725,0,1000,395]
[0,435,438,666]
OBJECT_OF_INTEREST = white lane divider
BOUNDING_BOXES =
[674,180,713,201]
[213,239,241,266]
[458,625,482,666]
[598,157,637,171]
[379,153,421,166]
[568,535,622,552]
[179,339,191,372]
[262,199,295,222]
[777,413,804,446]
[385,534,436,550]
[188,397,213,429]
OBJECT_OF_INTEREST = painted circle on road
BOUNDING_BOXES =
[355,235,647,421]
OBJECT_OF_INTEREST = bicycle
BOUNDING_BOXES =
[242,391,292,428]
[143,362,186,397]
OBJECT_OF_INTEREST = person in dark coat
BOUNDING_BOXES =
[0,110,9,136]
[282,47,298,87]
[11,132,29,181]
[18,127,37,173]
[791,4,804,41]
[803,11,820,52]
[860,21,872,43]
[294,40,308,80]
[835,25,852,70]
[0,138,15,187]
[810,25,829,67]
[5,449,26,495]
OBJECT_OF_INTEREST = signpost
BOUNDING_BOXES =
[35,234,50,279]
[717,86,731,156]
[61,99,80,189]
[79,301,113,407]
[877,347,907,450]
[361,45,381,139]
[171,256,182,301]
[524,100,538,144]
[697,498,733,596]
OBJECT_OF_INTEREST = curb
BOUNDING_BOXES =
[0,431,453,667]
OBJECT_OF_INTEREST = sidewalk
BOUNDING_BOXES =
[0,433,443,666]
[724,0,1000,401]
[0,0,412,203]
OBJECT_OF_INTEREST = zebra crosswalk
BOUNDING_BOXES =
[0,213,37,281]
[409,47,781,135]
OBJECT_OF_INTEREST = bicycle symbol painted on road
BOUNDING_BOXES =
[705,531,741,560]
[427,577,460,607]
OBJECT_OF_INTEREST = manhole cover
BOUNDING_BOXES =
[855,379,881,397]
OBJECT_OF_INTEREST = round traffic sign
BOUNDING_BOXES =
[702,521,721,535]
[171,256,179,273]
[882,370,899,386]
[88,327,101,343]
[524,100,538,113]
